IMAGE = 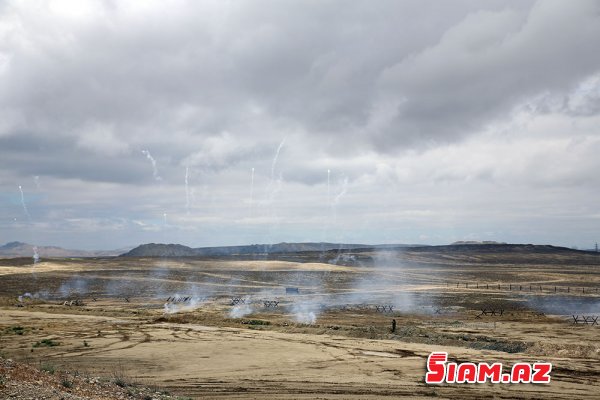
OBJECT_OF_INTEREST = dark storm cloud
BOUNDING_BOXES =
[0,0,550,162]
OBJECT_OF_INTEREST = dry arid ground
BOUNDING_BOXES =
[1,247,600,399]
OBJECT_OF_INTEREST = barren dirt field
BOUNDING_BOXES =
[2,248,600,399]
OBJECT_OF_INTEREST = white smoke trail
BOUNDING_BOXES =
[32,246,39,264]
[328,176,349,237]
[327,169,331,204]
[141,150,162,181]
[270,138,286,180]
[18,185,31,222]
[163,212,167,226]
[333,177,348,205]
[185,167,190,214]
[250,167,255,207]
[18,185,39,264]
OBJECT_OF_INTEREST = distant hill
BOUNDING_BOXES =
[123,243,198,257]
[4,240,591,260]
[122,242,598,258]
[0,241,131,258]
[406,243,596,254]
[121,242,422,257]
[451,240,507,245]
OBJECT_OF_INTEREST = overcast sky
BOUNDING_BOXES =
[1,0,600,250]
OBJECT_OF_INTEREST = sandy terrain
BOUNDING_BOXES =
[1,249,600,398]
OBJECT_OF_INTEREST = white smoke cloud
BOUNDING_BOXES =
[163,294,207,314]
[229,300,254,319]
[291,300,318,324]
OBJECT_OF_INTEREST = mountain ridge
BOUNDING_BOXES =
[120,242,599,257]
[0,242,132,258]
[2,241,596,259]
[121,242,423,257]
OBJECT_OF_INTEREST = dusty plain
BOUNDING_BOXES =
[1,247,600,399]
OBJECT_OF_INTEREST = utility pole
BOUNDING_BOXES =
[596,242,599,253]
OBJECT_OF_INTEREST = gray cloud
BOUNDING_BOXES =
[376,0,600,148]
[0,1,545,152]
[1,0,599,249]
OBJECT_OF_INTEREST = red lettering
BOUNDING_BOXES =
[531,363,552,383]
[511,363,532,383]
[456,363,477,383]
[424,353,551,385]
[425,352,447,384]
[446,363,457,383]
[477,363,502,383]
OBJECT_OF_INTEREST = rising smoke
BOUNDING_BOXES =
[184,166,190,214]
[270,138,286,181]
[163,294,208,314]
[290,300,318,324]
[525,294,600,315]
[18,185,30,221]
[229,297,254,318]
[59,276,89,298]
[141,149,162,181]
[18,185,39,264]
